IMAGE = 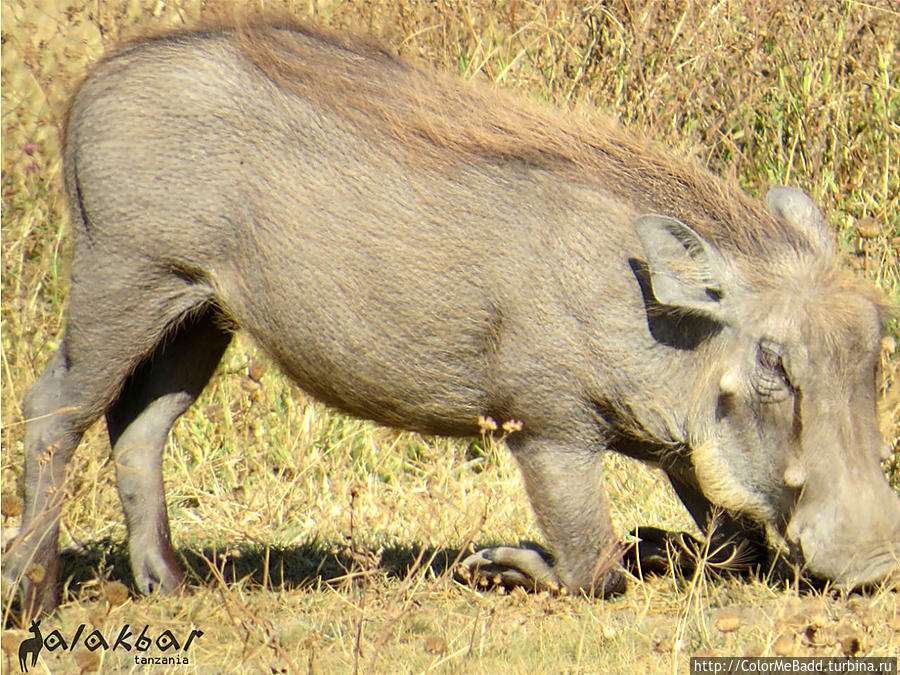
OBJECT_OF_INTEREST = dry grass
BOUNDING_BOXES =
[1,1,899,673]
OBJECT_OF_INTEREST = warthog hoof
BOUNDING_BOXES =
[458,543,627,596]
[624,526,767,579]
[458,544,560,592]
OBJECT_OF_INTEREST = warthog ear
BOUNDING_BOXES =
[766,186,833,255]
[635,214,732,321]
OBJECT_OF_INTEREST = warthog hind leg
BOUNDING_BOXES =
[5,346,89,616]
[105,306,231,595]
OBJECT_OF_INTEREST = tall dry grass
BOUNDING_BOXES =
[1,1,898,673]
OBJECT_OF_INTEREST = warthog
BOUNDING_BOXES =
[6,17,900,615]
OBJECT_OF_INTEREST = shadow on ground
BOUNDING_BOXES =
[3,529,819,627]
[52,537,467,599]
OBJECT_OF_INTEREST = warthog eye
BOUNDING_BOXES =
[754,339,794,400]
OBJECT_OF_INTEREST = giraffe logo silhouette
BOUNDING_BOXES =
[18,619,42,672]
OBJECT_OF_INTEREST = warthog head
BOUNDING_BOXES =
[638,186,900,589]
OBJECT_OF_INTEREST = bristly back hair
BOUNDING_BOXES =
[230,14,811,259]
[108,10,812,259]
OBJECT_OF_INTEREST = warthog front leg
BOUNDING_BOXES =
[459,544,559,591]
[622,468,770,579]
[460,436,626,597]
[623,526,767,579]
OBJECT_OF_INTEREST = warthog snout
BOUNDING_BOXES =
[786,465,900,589]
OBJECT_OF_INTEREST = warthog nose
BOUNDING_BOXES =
[787,486,900,589]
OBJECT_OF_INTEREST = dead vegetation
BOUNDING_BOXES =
[1,0,898,672]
